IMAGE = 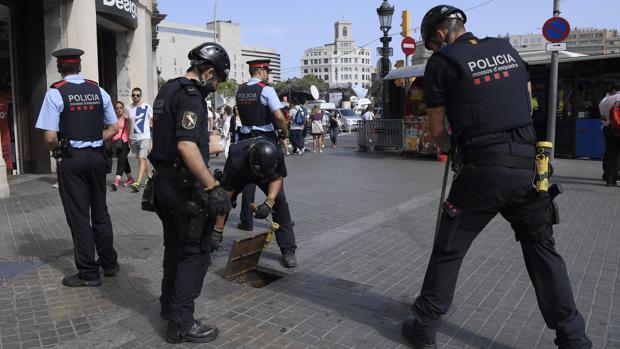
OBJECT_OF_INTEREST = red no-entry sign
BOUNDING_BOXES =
[401,36,416,56]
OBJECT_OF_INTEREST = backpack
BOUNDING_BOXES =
[611,101,620,137]
[294,106,306,125]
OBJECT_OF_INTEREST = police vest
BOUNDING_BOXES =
[150,77,210,167]
[439,37,532,142]
[235,82,272,127]
[52,79,104,141]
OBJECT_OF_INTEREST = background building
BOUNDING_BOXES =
[0,0,162,185]
[156,20,281,83]
[300,20,372,89]
[507,28,620,55]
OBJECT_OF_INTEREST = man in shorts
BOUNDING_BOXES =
[127,87,153,192]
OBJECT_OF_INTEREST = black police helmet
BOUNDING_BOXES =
[188,42,230,82]
[247,140,279,177]
[420,5,467,50]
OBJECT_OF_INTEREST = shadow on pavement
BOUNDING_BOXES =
[269,270,508,348]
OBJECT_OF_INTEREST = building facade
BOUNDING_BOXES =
[0,0,162,193]
[156,20,281,84]
[507,28,620,55]
[300,20,372,89]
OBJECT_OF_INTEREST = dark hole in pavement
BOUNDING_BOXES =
[229,268,283,288]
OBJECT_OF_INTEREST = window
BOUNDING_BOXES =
[343,26,348,37]
[324,58,328,64]
[304,60,308,65]
[174,58,177,66]
[304,69,308,73]
[324,75,329,80]
[324,68,328,72]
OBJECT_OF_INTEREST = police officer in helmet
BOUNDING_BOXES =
[235,59,290,233]
[149,42,232,344]
[212,137,298,268]
[35,48,119,287]
[401,6,591,349]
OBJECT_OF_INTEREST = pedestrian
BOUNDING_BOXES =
[401,6,592,349]
[599,85,620,186]
[35,48,119,287]
[213,138,297,268]
[234,59,292,239]
[222,105,233,158]
[310,106,324,152]
[362,106,374,121]
[328,110,339,148]
[289,102,306,154]
[149,42,232,344]
[280,105,291,155]
[110,100,134,190]
[127,87,153,192]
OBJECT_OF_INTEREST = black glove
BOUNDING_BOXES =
[202,181,231,216]
[253,198,275,219]
[210,226,224,252]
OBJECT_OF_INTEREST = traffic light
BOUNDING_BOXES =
[401,10,411,37]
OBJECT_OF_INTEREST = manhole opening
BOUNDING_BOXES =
[230,268,283,289]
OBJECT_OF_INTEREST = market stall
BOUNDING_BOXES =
[358,64,439,156]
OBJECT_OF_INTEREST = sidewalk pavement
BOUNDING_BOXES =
[1,134,619,348]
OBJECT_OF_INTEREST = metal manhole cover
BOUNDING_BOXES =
[224,232,268,280]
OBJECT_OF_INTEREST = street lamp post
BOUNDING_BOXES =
[377,0,394,119]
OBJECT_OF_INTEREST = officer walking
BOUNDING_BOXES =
[401,6,592,349]
[213,137,298,268]
[234,59,290,232]
[149,42,232,344]
[35,48,119,287]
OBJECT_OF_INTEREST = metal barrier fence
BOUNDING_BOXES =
[357,120,404,149]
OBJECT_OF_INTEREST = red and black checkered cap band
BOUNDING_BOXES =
[57,57,81,64]
[249,62,269,68]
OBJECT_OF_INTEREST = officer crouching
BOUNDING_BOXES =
[149,42,232,344]
[212,137,298,268]
[400,5,592,349]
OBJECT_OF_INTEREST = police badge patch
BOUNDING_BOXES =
[181,111,197,130]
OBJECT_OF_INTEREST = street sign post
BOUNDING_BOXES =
[542,16,570,43]
[546,42,567,52]
[401,36,416,56]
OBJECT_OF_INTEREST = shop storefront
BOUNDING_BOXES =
[0,0,163,195]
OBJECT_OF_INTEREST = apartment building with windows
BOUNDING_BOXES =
[300,20,372,88]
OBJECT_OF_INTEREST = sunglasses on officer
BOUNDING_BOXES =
[132,93,141,98]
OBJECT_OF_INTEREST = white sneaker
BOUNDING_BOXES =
[52,182,59,188]
[300,148,305,155]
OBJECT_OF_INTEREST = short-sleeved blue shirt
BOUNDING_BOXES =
[35,75,117,148]
[240,77,282,134]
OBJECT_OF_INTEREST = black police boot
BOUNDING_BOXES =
[62,274,102,287]
[102,264,120,277]
[281,249,297,268]
[236,222,253,231]
[166,320,218,344]
[401,315,437,349]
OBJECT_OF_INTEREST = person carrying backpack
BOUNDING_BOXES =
[600,87,620,187]
[288,102,306,155]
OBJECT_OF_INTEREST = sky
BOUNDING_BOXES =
[158,0,620,79]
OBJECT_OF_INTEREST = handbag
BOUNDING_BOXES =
[209,133,224,154]
[141,176,156,212]
[312,120,324,134]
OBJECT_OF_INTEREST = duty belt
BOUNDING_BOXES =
[464,153,535,170]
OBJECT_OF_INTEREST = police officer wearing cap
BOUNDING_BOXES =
[36,48,119,288]
[400,6,592,349]
[212,137,297,267]
[149,42,232,344]
[235,59,290,232]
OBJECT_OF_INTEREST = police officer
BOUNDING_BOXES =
[213,137,297,267]
[149,42,232,344]
[36,48,119,287]
[235,59,290,232]
[401,6,592,349]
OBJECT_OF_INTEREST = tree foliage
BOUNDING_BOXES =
[216,79,239,99]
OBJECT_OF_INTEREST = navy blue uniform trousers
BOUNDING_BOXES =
[410,164,591,349]
[57,148,117,281]
[154,175,215,333]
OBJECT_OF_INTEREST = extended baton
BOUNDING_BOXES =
[435,153,451,239]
